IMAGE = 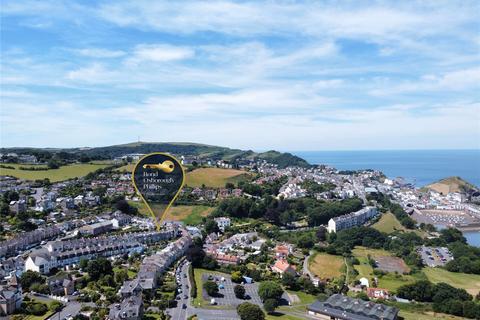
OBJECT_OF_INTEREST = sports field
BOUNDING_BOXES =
[308,252,344,279]
[0,163,111,182]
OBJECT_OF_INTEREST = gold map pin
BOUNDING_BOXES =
[132,153,185,230]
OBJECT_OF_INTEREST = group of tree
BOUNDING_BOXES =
[20,270,49,293]
[80,257,114,281]
[212,195,363,228]
[397,280,480,318]
[257,281,284,314]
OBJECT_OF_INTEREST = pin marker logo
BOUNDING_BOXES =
[132,153,185,230]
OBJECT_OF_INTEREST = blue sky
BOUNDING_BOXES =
[1,0,479,151]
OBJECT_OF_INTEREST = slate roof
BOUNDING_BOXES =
[307,294,398,320]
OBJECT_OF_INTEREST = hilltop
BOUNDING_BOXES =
[0,142,310,169]
[424,176,478,195]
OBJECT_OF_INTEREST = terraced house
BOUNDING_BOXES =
[25,229,177,274]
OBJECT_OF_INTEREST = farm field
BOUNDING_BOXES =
[308,252,344,279]
[372,212,406,233]
[0,163,111,182]
[423,267,480,295]
[352,247,416,292]
[185,167,251,188]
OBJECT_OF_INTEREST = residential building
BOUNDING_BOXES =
[48,274,75,296]
[108,295,144,320]
[366,288,390,300]
[25,230,176,274]
[327,207,378,233]
[271,259,296,277]
[79,221,113,236]
[307,294,398,320]
[0,285,22,316]
[214,217,231,232]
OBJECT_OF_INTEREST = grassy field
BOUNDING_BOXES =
[308,252,344,279]
[128,202,213,225]
[423,267,480,295]
[166,205,214,225]
[400,311,466,320]
[0,163,111,182]
[185,168,251,188]
[372,212,407,233]
[352,247,416,292]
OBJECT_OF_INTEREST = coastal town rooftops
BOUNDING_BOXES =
[307,294,398,320]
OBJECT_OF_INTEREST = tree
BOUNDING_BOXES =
[86,258,113,281]
[20,270,45,291]
[231,271,243,283]
[114,269,129,284]
[205,219,220,234]
[281,272,298,290]
[49,301,63,312]
[316,226,327,241]
[296,234,314,249]
[263,299,277,314]
[203,281,218,296]
[234,284,246,299]
[79,258,89,270]
[258,281,284,302]
[237,302,265,320]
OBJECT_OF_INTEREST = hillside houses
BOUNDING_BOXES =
[204,232,265,265]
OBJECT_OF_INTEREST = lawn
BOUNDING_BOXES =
[113,266,137,279]
[185,168,251,188]
[166,205,214,225]
[25,312,54,320]
[423,267,480,295]
[308,252,344,279]
[352,247,416,292]
[372,212,406,233]
[0,163,111,182]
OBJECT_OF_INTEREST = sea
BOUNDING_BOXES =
[291,149,480,246]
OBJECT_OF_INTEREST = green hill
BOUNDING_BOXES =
[1,142,310,169]
[424,176,478,195]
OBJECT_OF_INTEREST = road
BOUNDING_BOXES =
[302,250,314,279]
[167,259,191,320]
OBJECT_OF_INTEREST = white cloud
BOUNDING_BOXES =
[127,44,194,64]
[369,67,480,96]
[75,48,126,58]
